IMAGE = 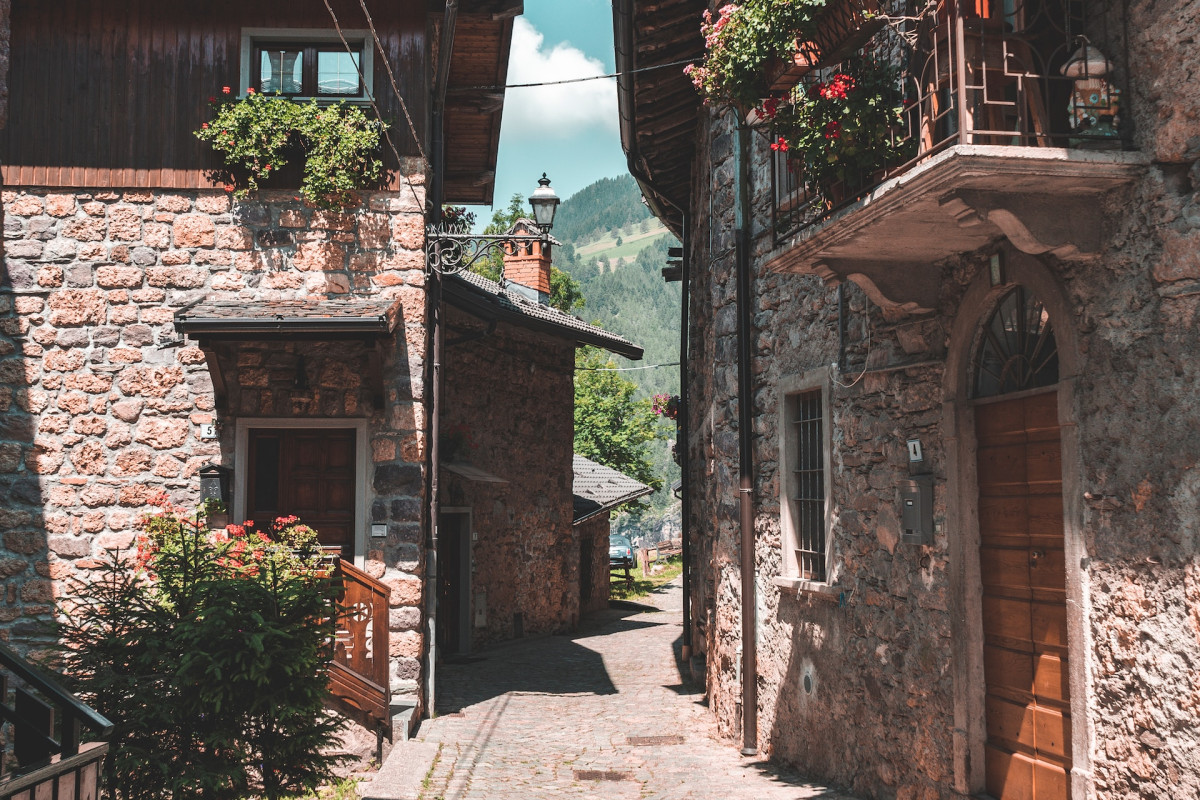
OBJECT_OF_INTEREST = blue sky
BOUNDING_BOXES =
[463,0,629,225]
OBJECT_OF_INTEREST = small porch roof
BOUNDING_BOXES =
[174,298,402,340]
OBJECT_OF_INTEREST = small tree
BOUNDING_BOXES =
[57,497,346,800]
[574,347,665,502]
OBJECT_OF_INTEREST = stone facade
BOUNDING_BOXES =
[439,304,581,648]
[577,515,612,617]
[680,0,1200,798]
[0,182,430,692]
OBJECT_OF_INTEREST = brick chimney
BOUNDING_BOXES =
[501,219,552,304]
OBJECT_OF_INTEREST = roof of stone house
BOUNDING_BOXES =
[572,454,653,524]
[174,298,400,338]
[443,270,644,360]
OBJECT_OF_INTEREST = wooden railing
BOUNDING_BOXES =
[0,643,113,800]
[328,558,392,738]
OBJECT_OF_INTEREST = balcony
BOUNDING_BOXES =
[765,0,1149,311]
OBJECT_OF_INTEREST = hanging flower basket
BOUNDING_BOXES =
[765,0,888,92]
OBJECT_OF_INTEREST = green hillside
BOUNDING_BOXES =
[552,175,682,531]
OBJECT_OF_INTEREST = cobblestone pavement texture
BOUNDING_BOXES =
[414,578,860,800]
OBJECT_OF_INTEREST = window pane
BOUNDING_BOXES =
[260,49,304,95]
[317,50,361,96]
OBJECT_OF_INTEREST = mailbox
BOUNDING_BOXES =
[900,476,933,545]
[198,463,232,507]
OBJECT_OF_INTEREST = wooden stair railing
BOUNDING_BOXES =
[327,557,392,738]
[0,642,114,800]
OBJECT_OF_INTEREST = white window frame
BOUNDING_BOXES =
[774,372,835,592]
[233,417,370,570]
[239,28,374,102]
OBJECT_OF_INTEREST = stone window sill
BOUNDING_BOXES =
[772,576,842,603]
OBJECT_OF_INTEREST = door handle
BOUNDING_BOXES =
[1030,549,1046,565]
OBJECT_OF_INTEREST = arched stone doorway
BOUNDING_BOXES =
[943,252,1091,800]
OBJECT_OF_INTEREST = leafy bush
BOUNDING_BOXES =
[685,0,827,108]
[57,496,346,800]
[196,88,384,209]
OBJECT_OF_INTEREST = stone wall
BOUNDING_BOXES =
[577,515,611,616]
[682,0,1200,795]
[439,305,579,648]
[0,181,430,694]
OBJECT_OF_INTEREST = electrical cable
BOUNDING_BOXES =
[576,361,681,371]
[321,0,427,213]
[475,58,696,91]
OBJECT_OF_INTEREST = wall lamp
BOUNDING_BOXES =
[425,173,560,275]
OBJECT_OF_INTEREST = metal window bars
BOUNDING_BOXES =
[792,390,827,582]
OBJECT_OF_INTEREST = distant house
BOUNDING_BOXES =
[436,227,643,655]
[572,453,653,614]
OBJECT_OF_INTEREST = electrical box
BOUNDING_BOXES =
[900,476,934,545]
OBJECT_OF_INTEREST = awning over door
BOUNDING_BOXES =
[174,298,404,412]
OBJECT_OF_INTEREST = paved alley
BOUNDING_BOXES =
[411,579,858,800]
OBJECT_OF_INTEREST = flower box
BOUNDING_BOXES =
[766,0,888,92]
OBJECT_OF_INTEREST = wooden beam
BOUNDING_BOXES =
[199,344,230,415]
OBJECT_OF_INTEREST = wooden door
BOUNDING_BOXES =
[247,429,357,559]
[975,391,1071,800]
[436,512,471,656]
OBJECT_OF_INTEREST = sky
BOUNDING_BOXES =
[463,0,630,226]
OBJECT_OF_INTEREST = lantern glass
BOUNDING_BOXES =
[528,173,560,232]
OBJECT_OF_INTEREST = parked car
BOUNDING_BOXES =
[608,534,636,571]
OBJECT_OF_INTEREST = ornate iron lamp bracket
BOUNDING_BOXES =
[424,226,550,276]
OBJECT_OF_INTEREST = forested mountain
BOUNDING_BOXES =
[551,174,653,244]
[551,175,682,533]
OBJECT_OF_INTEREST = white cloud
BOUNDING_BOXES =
[501,17,618,139]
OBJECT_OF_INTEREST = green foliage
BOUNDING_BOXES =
[574,347,666,504]
[685,0,827,108]
[195,90,384,210]
[769,57,915,194]
[57,496,346,800]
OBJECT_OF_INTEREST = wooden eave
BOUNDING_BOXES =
[441,2,518,205]
[614,0,706,237]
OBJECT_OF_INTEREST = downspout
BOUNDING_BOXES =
[424,0,458,722]
[733,113,757,756]
[611,0,693,662]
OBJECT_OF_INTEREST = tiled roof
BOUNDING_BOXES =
[445,271,644,359]
[175,298,400,338]
[572,454,653,523]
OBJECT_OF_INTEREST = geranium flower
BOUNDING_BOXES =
[770,136,789,152]
[222,86,231,94]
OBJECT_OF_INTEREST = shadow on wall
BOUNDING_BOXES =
[0,234,52,656]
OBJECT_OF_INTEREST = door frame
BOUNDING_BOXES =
[437,507,473,656]
[234,418,370,570]
[942,249,1093,799]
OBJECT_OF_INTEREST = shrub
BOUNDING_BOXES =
[57,496,346,800]
[195,88,385,210]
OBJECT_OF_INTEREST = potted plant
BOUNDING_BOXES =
[685,1,828,109]
[196,87,385,210]
[764,57,914,203]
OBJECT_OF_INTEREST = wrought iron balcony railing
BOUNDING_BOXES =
[772,0,1128,240]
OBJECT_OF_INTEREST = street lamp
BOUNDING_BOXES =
[426,173,560,276]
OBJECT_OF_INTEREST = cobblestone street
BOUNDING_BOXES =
[412,579,858,800]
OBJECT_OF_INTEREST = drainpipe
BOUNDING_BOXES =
[424,0,459,722]
[611,0,693,666]
[733,114,758,757]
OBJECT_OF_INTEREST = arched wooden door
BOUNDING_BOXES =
[972,287,1071,800]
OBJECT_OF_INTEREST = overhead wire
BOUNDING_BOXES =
[320,0,427,213]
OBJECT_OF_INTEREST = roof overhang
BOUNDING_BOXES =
[442,274,645,360]
[613,0,705,238]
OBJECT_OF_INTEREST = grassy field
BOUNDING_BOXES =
[575,223,671,269]
[609,556,683,602]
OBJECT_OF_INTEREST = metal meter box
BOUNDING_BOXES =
[900,476,934,545]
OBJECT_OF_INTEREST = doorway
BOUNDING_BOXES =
[437,511,472,656]
[245,428,357,559]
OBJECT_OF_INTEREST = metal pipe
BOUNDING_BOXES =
[734,118,758,757]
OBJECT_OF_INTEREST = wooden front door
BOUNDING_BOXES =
[246,428,357,559]
[975,391,1071,800]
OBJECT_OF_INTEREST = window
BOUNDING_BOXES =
[780,383,830,583]
[240,29,374,100]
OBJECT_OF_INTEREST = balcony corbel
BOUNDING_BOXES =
[940,190,1105,261]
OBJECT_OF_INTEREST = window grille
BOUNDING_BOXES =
[791,389,826,581]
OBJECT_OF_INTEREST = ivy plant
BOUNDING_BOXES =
[196,88,384,210]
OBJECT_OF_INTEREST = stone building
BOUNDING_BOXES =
[616,0,1200,799]
[0,0,546,736]
[436,235,642,655]
[572,454,653,616]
